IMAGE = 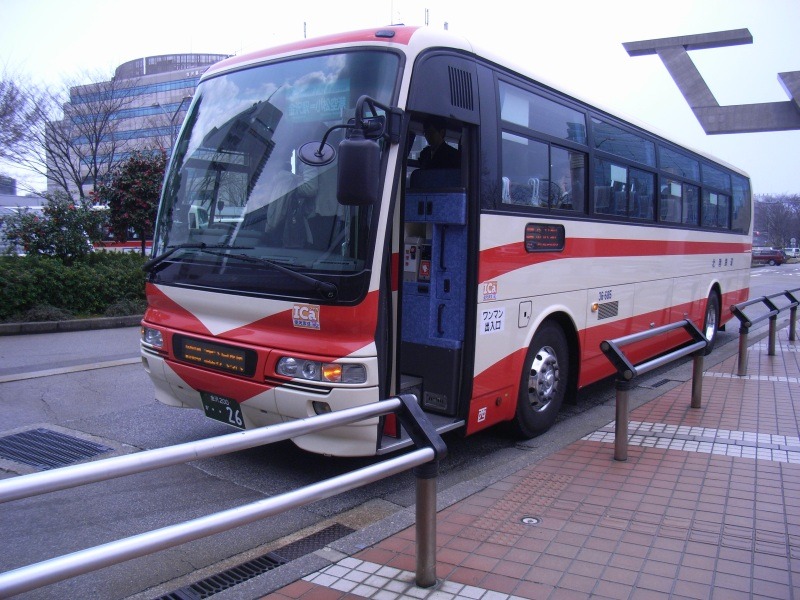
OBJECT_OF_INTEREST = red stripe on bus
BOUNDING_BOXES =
[466,284,748,435]
[168,360,274,402]
[144,284,380,357]
[221,294,380,356]
[145,283,213,336]
[206,27,421,77]
[479,237,751,283]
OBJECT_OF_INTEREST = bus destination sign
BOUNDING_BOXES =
[525,223,565,252]
[174,335,257,377]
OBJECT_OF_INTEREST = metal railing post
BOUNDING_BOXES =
[414,461,439,588]
[691,352,704,409]
[614,379,631,462]
[0,394,448,597]
[601,319,707,463]
[737,326,749,377]
[768,315,778,356]
[784,288,800,342]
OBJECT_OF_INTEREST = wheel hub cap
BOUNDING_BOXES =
[528,346,559,412]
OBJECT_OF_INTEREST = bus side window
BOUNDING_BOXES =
[594,186,612,215]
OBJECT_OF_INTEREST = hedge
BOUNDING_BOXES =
[0,252,147,322]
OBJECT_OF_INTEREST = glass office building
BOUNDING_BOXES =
[48,53,229,196]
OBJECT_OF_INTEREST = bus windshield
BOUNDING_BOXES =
[150,50,400,301]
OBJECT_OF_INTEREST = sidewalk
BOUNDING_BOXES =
[270,328,800,600]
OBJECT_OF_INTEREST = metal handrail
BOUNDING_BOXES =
[730,287,800,376]
[0,394,446,596]
[600,319,707,461]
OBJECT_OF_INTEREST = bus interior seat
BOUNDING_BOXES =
[660,198,680,222]
[613,190,627,216]
[500,176,538,206]
[502,176,511,202]
[594,186,612,214]
[527,178,540,204]
[633,194,653,220]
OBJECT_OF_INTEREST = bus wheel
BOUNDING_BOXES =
[511,321,569,438]
[702,292,720,355]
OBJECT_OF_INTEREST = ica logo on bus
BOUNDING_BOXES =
[292,303,321,330]
[482,280,498,301]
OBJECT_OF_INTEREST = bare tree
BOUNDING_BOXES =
[0,76,41,161]
[63,73,143,195]
[2,71,141,198]
[754,194,800,247]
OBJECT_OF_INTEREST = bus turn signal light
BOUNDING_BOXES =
[276,356,367,384]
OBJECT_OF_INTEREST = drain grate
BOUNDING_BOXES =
[0,428,112,470]
[639,378,672,390]
[155,523,355,599]
[156,554,286,600]
[272,522,354,561]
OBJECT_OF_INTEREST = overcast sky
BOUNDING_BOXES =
[2,0,799,195]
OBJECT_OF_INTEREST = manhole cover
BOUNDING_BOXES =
[0,428,112,470]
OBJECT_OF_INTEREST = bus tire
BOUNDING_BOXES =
[702,292,720,355]
[511,321,568,439]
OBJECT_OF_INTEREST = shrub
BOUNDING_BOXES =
[14,304,74,322]
[0,252,147,322]
[1,192,107,263]
[103,297,147,317]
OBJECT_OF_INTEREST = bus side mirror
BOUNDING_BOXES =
[298,95,401,205]
[337,128,380,206]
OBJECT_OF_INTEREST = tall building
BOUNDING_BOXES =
[48,53,229,196]
[0,175,16,195]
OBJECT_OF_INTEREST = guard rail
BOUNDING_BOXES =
[600,319,707,461]
[0,394,446,596]
[730,288,800,376]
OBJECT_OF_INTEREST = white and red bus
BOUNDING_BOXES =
[140,26,751,456]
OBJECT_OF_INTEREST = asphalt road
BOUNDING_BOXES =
[0,262,796,600]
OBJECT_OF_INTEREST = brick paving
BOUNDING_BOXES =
[268,328,800,599]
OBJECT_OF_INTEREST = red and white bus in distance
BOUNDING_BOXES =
[140,26,752,456]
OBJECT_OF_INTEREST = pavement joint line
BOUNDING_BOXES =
[0,358,141,383]
[304,558,509,600]
[583,420,800,463]
[753,342,800,351]
[703,371,800,384]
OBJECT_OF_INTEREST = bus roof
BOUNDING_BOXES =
[203,26,426,79]
[202,25,748,180]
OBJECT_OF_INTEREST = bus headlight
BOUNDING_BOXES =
[141,326,164,349]
[276,357,367,384]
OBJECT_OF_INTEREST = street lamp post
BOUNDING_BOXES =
[152,97,192,152]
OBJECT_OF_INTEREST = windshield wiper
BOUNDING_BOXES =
[142,243,254,272]
[144,243,338,300]
[201,250,338,300]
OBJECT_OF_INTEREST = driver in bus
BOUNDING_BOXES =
[419,117,460,170]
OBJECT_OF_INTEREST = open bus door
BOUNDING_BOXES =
[380,116,475,451]
[338,114,474,453]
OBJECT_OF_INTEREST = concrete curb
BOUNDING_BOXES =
[0,315,143,336]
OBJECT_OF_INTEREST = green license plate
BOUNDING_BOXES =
[201,392,244,429]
